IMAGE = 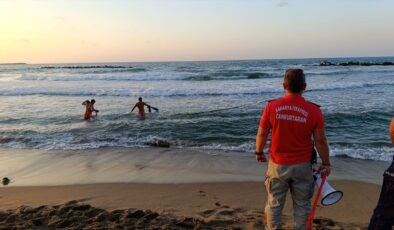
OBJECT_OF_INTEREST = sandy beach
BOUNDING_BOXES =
[0,181,381,229]
[0,147,388,229]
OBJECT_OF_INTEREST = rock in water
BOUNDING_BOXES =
[2,177,10,186]
[149,140,171,148]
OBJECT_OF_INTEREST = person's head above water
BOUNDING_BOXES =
[91,99,96,104]
[139,97,142,102]
[283,69,306,94]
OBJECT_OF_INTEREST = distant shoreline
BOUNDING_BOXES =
[0,63,26,65]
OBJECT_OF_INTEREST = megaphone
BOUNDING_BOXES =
[314,173,343,206]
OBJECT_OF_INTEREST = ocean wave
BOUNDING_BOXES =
[331,146,393,161]
[1,78,394,97]
[191,143,255,152]
[0,74,22,81]
[183,72,279,81]
[14,71,278,82]
[309,80,394,93]
[0,134,173,150]
[1,133,392,161]
[195,144,393,161]
[0,85,281,97]
[306,68,394,77]
[16,72,190,82]
[40,65,131,69]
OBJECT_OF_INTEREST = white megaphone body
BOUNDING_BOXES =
[314,173,343,206]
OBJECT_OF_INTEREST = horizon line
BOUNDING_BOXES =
[2,55,394,65]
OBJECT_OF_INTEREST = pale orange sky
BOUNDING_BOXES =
[1,0,394,63]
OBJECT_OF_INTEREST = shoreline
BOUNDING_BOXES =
[0,147,389,186]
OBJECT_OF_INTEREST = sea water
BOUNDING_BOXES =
[0,57,393,161]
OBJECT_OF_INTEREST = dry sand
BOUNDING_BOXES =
[0,180,381,229]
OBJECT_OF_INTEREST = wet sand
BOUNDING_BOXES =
[0,147,388,186]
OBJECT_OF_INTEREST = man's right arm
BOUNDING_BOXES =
[256,126,270,153]
[131,104,137,112]
[256,126,270,162]
[313,128,331,175]
[255,103,271,163]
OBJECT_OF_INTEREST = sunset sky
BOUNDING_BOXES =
[1,0,394,63]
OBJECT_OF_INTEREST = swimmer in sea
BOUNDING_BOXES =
[82,100,92,120]
[131,97,152,117]
[82,99,99,120]
[90,99,99,116]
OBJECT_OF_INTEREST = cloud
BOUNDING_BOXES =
[55,16,67,21]
[80,40,100,47]
[8,39,30,43]
[13,39,30,43]
[0,39,30,44]
[277,1,288,7]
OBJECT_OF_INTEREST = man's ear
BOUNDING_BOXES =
[303,83,307,91]
[283,82,287,90]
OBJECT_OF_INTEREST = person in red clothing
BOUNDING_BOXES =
[82,99,99,120]
[255,69,331,230]
[82,100,92,120]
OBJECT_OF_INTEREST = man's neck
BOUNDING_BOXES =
[285,91,303,97]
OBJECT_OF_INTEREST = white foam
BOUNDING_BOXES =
[1,72,393,98]
[331,146,394,162]
[186,143,394,162]
[6,134,172,151]
[17,72,187,82]
[0,74,22,81]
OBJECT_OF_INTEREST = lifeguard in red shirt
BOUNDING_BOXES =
[255,69,331,230]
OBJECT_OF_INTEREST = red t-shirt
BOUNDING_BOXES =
[259,95,325,165]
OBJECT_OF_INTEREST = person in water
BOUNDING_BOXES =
[131,97,151,117]
[90,99,99,116]
[368,116,394,230]
[82,99,99,120]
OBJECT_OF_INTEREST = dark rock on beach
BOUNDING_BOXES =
[149,139,171,148]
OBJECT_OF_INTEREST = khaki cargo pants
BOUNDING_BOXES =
[264,160,314,230]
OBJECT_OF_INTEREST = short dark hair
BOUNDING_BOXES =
[284,69,305,93]
[139,97,142,101]
[91,99,95,103]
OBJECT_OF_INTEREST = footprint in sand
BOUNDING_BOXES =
[198,190,206,197]
[198,209,216,218]
[216,209,235,216]
[216,207,243,216]
[135,164,146,170]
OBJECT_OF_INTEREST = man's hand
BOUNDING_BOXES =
[256,153,267,163]
[317,164,331,176]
